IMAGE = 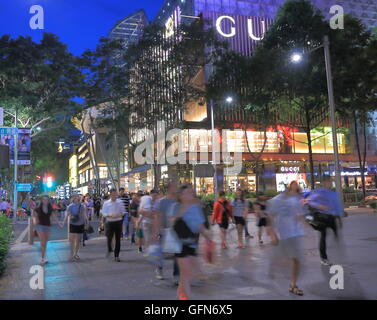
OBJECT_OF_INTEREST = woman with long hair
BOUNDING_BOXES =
[32,196,57,265]
[168,184,213,300]
[230,188,249,248]
[266,180,306,296]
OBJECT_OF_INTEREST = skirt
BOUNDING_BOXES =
[70,224,85,234]
[35,224,51,233]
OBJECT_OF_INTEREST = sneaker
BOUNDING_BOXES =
[138,247,143,253]
[114,257,121,262]
[155,268,164,280]
[106,251,113,258]
[40,258,48,265]
[321,259,332,266]
[221,243,228,249]
[259,240,263,244]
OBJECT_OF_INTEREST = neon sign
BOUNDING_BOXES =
[215,15,266,41]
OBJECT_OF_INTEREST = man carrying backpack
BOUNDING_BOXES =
[212,191,233,249]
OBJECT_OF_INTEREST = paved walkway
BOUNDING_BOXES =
[1,213,376,300]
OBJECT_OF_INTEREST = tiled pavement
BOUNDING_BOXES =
[1,213,376,300]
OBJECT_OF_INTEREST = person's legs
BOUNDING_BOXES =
[173,257,179,277]
[291,258,300,287]
[220,228,227,248]
[177,257,191,300]
[74,234,81,257]
[68,233,75,259]
[113,221,122,258]
[39,231,49,261]
[319,229,328,260]
[106,223,115,253]
[237,223,244,247]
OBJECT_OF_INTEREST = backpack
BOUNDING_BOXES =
[219,200,229,223]
[70,204,82,223]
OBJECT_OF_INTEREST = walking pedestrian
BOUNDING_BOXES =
[168,184,213,300]
[254,196,268,244]
[266,181,306,296]
[212,191,233,249]
[32,196,58,265]
[119,188,130,240]
[230,188,249,248]
[139,189,159,251]
[61,194,88,261]
[154,181,178,280]
[102,189,125,262]
[306,177,344,266]
[130,192,143,251]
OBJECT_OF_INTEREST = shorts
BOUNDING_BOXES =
[234,216,245,226]
[175,245,197,258]
[142,222,153,243]
[136,228,144,238]
[70,224,85,234]
[218,220,229,229]
[278,236,303,260]
[35,224,51,233]
[257,217,267,227]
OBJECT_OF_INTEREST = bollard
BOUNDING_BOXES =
[28,217,34,245]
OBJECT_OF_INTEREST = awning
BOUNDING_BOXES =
[120,164,152,177]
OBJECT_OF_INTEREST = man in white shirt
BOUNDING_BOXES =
[102,189,125,262]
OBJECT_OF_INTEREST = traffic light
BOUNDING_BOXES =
[43,174,55,190]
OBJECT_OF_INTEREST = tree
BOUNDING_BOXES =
[82,18,227,189]
[332,16,377,198]
[0,33,85,195]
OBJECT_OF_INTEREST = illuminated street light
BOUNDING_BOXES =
[291,53,303,63]
[225,96,233,103]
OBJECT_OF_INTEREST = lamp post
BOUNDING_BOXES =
[210,96,234,200]
[291,35,344,209]
[13,107,18,223]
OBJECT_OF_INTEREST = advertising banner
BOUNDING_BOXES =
[0,128,31,165]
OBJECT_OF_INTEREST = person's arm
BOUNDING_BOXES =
[243,201,249,219]
[60,206,70,228]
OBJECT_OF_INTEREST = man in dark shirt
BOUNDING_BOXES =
[119,188,130,240]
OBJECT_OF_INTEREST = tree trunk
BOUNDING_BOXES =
[353,112,366,198]
[305,111,315,190]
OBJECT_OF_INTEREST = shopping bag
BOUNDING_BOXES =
[145,243,164,265]
[162,228,182,254]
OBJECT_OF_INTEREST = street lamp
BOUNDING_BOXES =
[291,53,303,63]
[210,96,234,200]
[290,35,343,209]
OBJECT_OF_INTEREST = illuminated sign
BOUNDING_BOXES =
[203,11,274,55]
[165,7,181,38]
[215,15,266,41]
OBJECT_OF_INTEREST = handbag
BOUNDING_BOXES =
[146,243,163,265]
[162,228,182,254]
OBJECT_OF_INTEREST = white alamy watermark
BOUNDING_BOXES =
[29,5,44,30]
[329,5,344,30]
[29,265,44,290]
[133,121,243,175]
[329,264,344,290]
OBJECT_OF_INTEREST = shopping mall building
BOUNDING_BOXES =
[72,0,377,195]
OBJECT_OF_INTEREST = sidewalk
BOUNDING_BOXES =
[0,213,376,300]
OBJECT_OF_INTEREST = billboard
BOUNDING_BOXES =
[0,128,31,165]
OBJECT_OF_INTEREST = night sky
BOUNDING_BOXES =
[0,0,163,55]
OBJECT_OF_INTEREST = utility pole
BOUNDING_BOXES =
[13,107,18,223]
[323,35,344,210]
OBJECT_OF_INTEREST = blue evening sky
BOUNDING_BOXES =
[0,0,163,55]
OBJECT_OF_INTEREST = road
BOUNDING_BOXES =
[0,212,376,300]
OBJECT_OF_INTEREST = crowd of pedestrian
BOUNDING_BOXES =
[6,175,344,300]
